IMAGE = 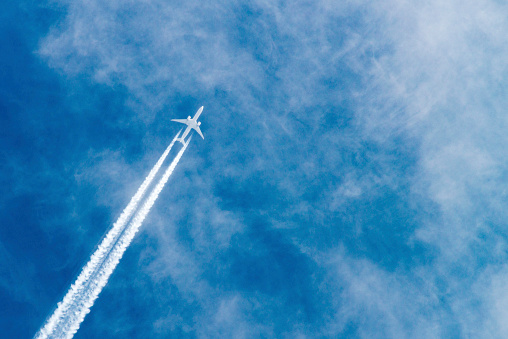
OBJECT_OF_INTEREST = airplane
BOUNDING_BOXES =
[171,106,204,144]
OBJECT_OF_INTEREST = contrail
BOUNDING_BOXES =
[65,136,192,337]
[35,132,186,339]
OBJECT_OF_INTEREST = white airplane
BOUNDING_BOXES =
[171,106,204,144]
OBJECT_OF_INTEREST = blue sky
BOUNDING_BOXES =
[3,0,508,337]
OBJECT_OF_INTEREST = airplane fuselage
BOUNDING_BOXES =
[180,118,198,140]
[171,106,204,144]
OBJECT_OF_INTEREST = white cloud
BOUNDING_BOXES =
[37,0,508,336]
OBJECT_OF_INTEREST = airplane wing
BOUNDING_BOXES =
[171,119,189,125]
[194,126,204,139]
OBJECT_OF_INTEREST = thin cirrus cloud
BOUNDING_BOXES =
[34,0,508,337]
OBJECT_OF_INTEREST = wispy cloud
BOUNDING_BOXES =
[34,0,508,337]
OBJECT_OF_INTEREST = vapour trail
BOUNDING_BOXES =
[64,136,192,338]
[35,131,182,339]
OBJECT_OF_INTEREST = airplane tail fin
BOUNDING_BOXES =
[176,134,192,146]
[174,129,185,145]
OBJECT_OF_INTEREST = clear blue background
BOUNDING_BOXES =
[2,1,508,337]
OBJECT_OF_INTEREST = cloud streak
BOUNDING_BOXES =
[35,132,187,338]
[33,0,508,337]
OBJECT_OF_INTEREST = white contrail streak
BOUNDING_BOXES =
[64,136,191,337]
[35,131,185,339]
